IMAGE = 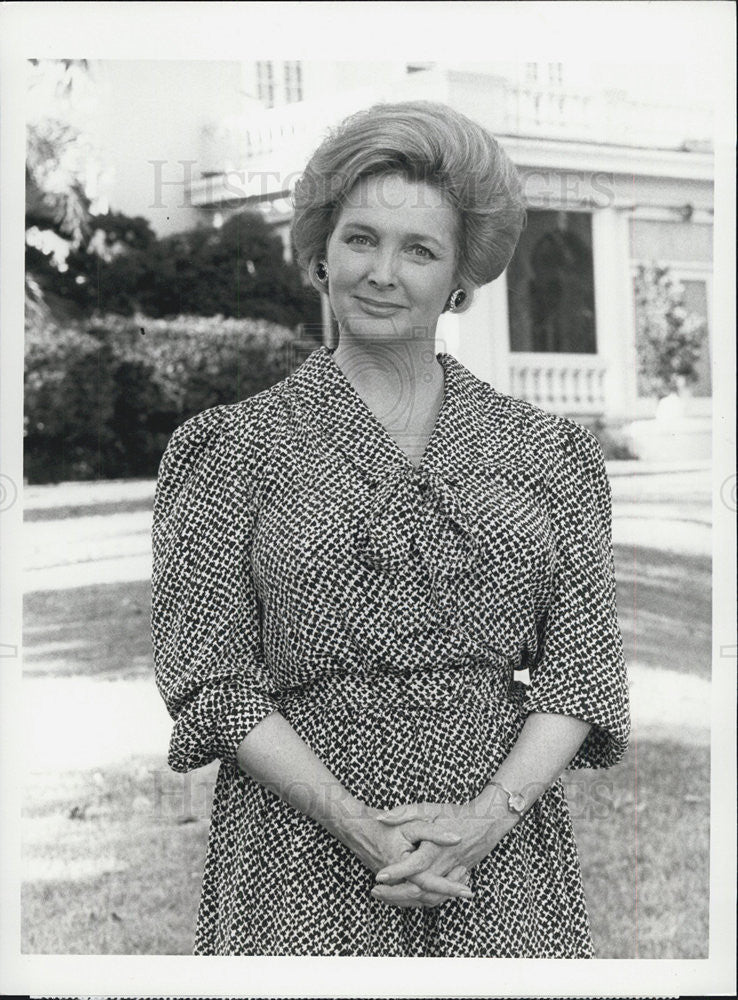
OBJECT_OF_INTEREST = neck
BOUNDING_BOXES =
[330,334,443,401]
[328,336,445,458]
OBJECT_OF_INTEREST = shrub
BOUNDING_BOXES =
[588,418,638,461]
[24,313,309,484]
[64,210,322,330]
[25,324,119,483]
[635,264,707,399]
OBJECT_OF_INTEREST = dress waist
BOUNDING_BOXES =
[268,655,528,809]
[273,656,520,716]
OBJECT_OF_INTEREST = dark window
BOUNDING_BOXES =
[256,61,274,107]
[507,209,597,353]
[284,61,303,103]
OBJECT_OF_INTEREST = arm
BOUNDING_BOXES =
[371,711,591,896]
[235,710,472,903]
[151,408,280,772]
[521,421,630,770]
[480,710,593,814]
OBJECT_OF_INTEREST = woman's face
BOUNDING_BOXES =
[325,173,459,343]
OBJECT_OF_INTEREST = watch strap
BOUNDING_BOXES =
[488,780,527,816]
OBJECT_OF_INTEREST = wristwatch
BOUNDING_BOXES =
[488,780,527,819]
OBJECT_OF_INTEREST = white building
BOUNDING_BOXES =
[77,60,716,432]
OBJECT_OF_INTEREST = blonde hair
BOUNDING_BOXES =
[292,100,526,296]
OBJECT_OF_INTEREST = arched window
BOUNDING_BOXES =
[507,209,597,354]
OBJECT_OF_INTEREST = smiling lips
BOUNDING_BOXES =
[353,295,407,315]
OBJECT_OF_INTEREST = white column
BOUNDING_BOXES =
[320,292,334,346]
[435,310,461,361]
[617,212,639,421]
[592,207,635,421]
[439,274,511,392]
[483,272,512,394]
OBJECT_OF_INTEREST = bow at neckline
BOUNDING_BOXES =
[290,345,493,590]
[354,464,479,580]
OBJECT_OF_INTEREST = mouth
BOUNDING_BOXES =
[352,295,407,315]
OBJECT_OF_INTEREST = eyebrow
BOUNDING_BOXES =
[337,221,448,250]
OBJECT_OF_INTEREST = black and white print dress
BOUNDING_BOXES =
[151,344,630,957]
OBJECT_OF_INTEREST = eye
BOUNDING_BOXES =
[345,233,373,246]
[408,244,436,260]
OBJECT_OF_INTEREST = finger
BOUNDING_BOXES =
[375,803,426,824]
[409,870,473,899]
[376,841,439,883]
[372,884,445,910]
[423,861,469,882]
[373,880,423,901]
[376,856,431,883]
[373,897,421,909]
[447,864,469,884]
[422,896,446,909]
[400,820,461,846]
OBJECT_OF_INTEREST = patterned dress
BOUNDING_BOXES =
[151,344,630,957]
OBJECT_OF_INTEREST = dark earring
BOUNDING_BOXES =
[315,259,329,284]
[447,288,467,313]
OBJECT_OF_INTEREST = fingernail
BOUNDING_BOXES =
[461,889,474,900]
[375,873,389,883]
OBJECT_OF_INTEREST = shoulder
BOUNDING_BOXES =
[474,380,606,484]
[164,377,294,467]
[156,375,296,506]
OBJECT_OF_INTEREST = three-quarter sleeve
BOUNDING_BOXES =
[151,405,279,773]
[522,420,630,769]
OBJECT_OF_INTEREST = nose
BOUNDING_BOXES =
[367,247,398,288]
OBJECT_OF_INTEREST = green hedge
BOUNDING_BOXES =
[24,313,313,484]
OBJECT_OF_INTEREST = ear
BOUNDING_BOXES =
[454,287,475,313]
[308,256,330,297]
[442,286,476,314]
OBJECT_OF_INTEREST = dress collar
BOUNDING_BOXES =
[288,344,491,486]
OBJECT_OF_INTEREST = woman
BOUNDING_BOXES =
[151,100,630,957]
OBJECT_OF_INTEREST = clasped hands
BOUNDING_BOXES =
[346,795,517,910]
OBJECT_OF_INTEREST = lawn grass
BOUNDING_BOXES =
[564,738,710,959]
[613,544,711,680]
[23,580,152,679]
[21,738,709,957]
[22,756,215,954]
